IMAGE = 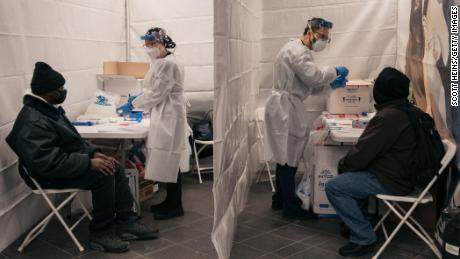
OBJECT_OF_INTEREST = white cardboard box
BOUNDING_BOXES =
[327,80,372,114]
[312,145,351,214]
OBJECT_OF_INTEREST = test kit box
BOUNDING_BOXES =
[103,61,149,79]
[327,80,372,114]
[97,61,149,98]
[312,145,350,214]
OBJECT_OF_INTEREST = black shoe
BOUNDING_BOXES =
[154,207,184,220]
[338,242,377,257]
[283,208,317,220]
[340,222,351,239]
[271,201,283,211]
[89,231,130,253]
[116,220,159,241]
[150,200,170,212]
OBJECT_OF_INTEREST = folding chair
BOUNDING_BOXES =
[254,107,275,192]
[372,140,457,259]
[18,167,93,253]
[192,138,214,183]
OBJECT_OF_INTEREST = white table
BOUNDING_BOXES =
[76,119,150,215]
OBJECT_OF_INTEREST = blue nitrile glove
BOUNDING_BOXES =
[335,66,349,78]
[116,102,133,116]
[330,76,348,89]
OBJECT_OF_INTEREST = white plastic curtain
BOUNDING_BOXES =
[212,0,261,258]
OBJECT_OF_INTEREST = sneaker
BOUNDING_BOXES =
[338,241,377,257]
[154,207,184,220]
[89,231,130,253]
[116,221,159,241]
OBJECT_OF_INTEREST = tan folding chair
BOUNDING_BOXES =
[18,167,92,253]
[372,140,457,259]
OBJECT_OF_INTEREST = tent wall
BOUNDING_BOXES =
[128,0,214,120]
[0,0,126,251]
[212,0,261,258]
[259,0,398,109]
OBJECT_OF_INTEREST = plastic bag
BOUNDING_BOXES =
[192,110,213,141]
[297,171,312,210]
[85,90,121,118]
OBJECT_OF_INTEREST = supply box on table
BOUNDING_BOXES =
[97,61,149,99]
[327,80,372,114]
[312,145,350,215]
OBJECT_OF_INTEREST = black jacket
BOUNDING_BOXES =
[6,95,98,185]
[338,100,417,195]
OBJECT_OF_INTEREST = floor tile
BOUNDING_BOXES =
[76,250,143,259]
[229,243,266,259]
[234,225,264,243]
[269,224,318,242]
[180,234,218,257]
[3,238,73,259]
[144,244,212,259]
[288,246,342,259]
[243,216,289,233]
[129,238,174,255]
[272,242,311,258]
[160,225,207,243]
[242,233,294,253]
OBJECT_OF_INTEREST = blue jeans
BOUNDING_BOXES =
[325,171,392,245]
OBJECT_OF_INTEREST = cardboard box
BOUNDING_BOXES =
[103,61,149,79]
[327,80,372,114]
[139,179,156,203]
[312,145,350,214]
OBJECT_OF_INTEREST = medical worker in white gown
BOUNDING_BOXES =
[132,28,190,220]
[264,18,349,219]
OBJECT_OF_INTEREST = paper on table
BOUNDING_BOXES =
[75,126,99,134]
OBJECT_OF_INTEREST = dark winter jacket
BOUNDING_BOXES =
[338,99,417,195]
[6,95,98,186]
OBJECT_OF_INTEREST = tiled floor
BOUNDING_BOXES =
[1,174,438,259]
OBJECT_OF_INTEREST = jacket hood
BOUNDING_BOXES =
[373,67,410,105]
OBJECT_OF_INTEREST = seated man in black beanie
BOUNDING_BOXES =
[325,67,417,257]
[6,62,158,253]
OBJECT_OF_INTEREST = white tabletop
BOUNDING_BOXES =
[76,119,150,139]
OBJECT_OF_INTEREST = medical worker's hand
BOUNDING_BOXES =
[335,66,349,78]
[90,158,115,176]
[116,102,134,116]
[330,76,348,89]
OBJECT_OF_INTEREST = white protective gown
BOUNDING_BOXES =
[133,54,190,183]
[264,39,337,167]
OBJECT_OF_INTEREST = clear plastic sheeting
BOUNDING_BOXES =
[212,0,262,258]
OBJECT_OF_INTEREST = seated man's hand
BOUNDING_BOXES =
[94,152,119,166]
[91,158,116,176]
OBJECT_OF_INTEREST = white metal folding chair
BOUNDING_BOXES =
[372,140,457,259]
[192,138,214,183]
[18,167,93,253]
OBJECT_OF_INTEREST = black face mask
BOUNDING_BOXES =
[49,89,67,105]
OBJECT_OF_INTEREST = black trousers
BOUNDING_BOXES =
[41,166,134,234]
[273,163,302,216]
[164,171,182,208]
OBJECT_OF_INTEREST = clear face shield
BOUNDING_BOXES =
[307,19,333,52]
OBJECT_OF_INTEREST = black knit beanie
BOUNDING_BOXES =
[31,62,65,94]
[373,67,410,104]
